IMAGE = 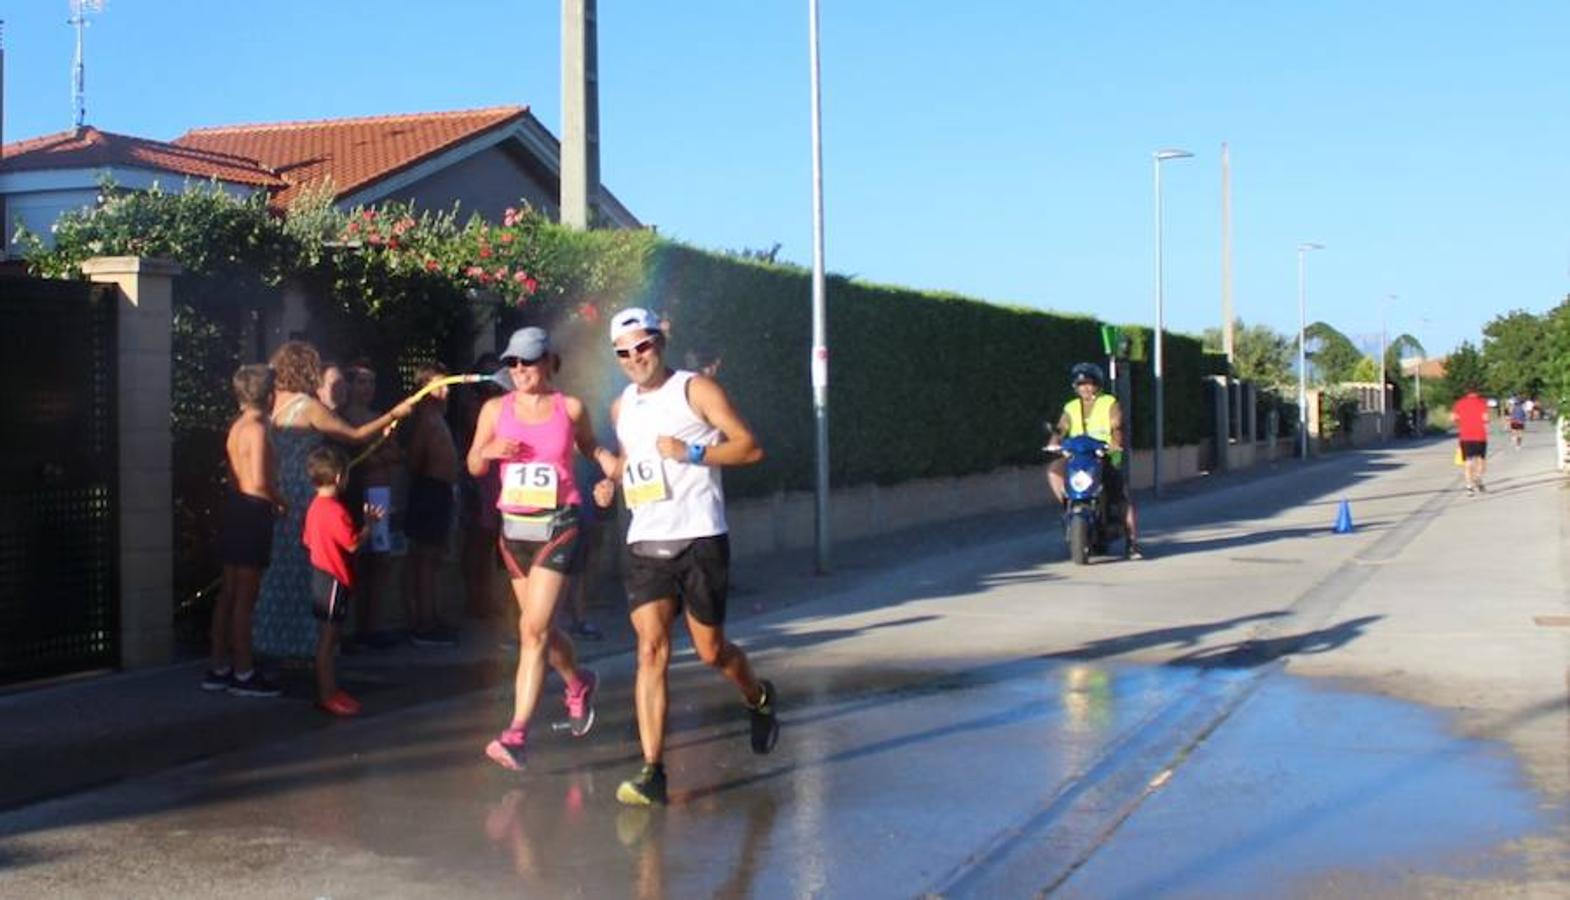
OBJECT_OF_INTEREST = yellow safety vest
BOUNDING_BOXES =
[1063,394,1117,443]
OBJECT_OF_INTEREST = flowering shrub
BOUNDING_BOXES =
[18,179,654,322]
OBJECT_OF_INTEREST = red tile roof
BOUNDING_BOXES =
[0,126,283,187]
[172,106,528,208]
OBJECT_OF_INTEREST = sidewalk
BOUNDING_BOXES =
[0,437,1443,814]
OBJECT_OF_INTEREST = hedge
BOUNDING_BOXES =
[628,244,1220,499]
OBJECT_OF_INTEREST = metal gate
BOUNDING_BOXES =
[0,277,119,684]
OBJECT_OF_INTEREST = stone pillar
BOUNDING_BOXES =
[81,256,179,668]
[1209,375,1231,471]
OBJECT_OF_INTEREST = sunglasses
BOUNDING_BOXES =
[614,337,658,359]
[502,356,546,369]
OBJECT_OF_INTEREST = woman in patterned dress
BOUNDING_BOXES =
[251,342,410,663]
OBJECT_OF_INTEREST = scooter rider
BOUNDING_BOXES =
[1046,362,1143,559]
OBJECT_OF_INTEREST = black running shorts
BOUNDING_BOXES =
[311,569,351,624]
[216,491,275,569]
[1460,440,1487,460]
[623,535,730,626]
[498,512,581,579]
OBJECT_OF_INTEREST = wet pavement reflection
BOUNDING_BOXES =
[0,652,1554,898]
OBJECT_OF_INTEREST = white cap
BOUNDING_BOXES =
[609,307,661,344]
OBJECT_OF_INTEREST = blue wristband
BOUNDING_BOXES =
[687,442,706,464]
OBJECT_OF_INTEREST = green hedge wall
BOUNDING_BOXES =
[634,244,1218,499]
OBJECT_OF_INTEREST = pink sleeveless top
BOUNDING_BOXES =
[494,392,581,513]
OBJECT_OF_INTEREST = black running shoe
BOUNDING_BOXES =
[616,763,668,807]
[200,668,232,692]
[747,679,779,755]
[227,670,282,698]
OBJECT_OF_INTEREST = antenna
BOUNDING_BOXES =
[68,0,104,129]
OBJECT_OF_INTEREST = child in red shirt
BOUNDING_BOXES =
[303,446,385,715]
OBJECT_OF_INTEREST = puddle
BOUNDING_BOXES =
[1057,675,1556,898]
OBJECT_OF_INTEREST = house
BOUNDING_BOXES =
[0,105,639,254]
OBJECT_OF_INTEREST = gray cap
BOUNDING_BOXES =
[501,327,550,363]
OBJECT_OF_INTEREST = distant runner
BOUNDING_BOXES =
[1452,388,1489,494]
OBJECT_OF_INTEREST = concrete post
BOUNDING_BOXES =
[561,0,601,230]
[81,256,180,669]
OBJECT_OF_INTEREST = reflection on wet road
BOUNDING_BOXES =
[0,654,1550,898]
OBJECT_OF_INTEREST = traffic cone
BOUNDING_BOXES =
[1333,499,1355,534]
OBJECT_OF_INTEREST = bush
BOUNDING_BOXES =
[635,244,1219,499]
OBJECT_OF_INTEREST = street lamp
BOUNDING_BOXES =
[807,0,830,573]
[1379,294,1396,438]
[1296,242,1325,459]
[1152,148,1192,497]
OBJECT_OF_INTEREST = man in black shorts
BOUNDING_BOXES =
[605,307,779,806]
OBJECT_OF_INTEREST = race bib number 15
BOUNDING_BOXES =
[501,462,558,509]
[623,458,669,508]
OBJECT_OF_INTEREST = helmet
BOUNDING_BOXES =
[1069,362,1105,388]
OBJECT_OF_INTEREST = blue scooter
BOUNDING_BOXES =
[1050,434,1129,565]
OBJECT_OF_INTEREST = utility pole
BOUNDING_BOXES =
[560,0,600,230]
[1221,142,1234,364]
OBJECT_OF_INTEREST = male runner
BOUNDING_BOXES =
[1452,387,1490,493]
[605,307,779,806]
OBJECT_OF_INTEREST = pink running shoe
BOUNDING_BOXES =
[486,729,527,770]
[564,669,598,738]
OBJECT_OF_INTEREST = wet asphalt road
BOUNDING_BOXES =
[1,433,1567,897]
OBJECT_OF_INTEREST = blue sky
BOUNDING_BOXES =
[4,1,1567,355]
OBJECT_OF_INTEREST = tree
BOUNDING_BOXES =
[1305,321,1362,385]
[1349,356,1379,382]
[1202,319,1295,386]
[1480,309,1552,398]
[1546,296,1570,410]
[1443,341,1487,399]
[1385,333,1426,380]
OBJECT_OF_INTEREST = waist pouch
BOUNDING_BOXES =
[502,506,577,542]
[628,538,696,560]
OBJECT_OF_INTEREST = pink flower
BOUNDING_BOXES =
[478,246,493,259]
[361,209,376,221]
[499,232,514,244]
[345,221,360,235]
[395,217,415,234]
[494,266,508,279]
[503,207,518,227]
[367,233,384,246]
[522,276,539,296]
[387,237,401,250]
[512,270,530,284]
[425,259,441,271]
[466,265,485,278]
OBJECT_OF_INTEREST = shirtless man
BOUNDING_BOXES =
[404,363,461,646]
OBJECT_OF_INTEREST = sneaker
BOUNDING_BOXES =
[1127,541,1146,561]
[564,669,598,738]
[227,670,283,698]
[616,763,667,807]
[747,679,779,755]
[364,630,402,650]
[410,627,458,648]
[200,668,233,692]
[1466,484,1477,495]
[485,732,527,771]
[317,690,362,717]
[1476,482,1487,493]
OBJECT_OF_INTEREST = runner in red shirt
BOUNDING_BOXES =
[1451,390,1490,494]
[302,446,386,715]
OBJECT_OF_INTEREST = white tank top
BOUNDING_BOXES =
[615,370,727,542]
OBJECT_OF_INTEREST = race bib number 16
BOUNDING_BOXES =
[623,458,669,508]
[501,462,558,509]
